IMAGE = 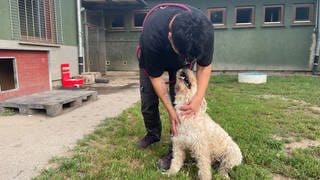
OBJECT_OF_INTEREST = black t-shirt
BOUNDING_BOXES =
[139,5,213,77]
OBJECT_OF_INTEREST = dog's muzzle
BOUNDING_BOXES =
[179,70,191,89]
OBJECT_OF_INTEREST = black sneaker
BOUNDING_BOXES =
[157,150,173,171]
[136,135,160,149]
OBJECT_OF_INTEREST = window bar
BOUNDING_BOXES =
[49,0,55,43]
[58,0,63,43]
[40,0,45,41]
[37,0,42,41]
[52,0,57,43]
[9,0,14,40]
[31,0,35,40]
[24,0,28,40]
[47,0,51,43]
[54,0,58,43]
[16,0,21,40]
[49,0,54,43]
[9,0,19,40]
[44,0,48,42]
[54,0,62,44]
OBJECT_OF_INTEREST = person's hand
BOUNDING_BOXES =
[169,110,180,136]
[180,95,202,118]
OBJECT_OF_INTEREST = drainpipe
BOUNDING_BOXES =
[77,0,85,74]
[312,0,320,75]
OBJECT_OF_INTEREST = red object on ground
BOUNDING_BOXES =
[61,64,83,88]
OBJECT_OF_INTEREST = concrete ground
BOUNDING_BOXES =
[0,72,140,180]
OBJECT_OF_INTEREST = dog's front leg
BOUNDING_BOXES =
[193,146,212,180]
[165,142,185,176]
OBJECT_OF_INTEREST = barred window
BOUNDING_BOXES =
[109,14,125,31]
[207,8,227,29]
[292,4,314,25]
[10,0,63,44]
[234,6,255,27]
[263,5,284,26]
[132,10,147,30]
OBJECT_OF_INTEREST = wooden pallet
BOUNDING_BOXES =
[0,90,98,117]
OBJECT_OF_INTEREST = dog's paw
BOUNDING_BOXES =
[218,170,230,180]
[162,169,177,176]
[161,171,171,177]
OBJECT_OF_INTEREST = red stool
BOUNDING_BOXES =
[61,63,84,88]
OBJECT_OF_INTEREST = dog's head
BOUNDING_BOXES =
[175,68,207,114]
[175,68,197,98]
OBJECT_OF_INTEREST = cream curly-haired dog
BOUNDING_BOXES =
[165,69,242,180]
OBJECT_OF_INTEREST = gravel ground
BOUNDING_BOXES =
[0,73,140,180]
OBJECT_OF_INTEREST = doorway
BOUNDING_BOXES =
[0,58,18,91]
[84,10,106,74]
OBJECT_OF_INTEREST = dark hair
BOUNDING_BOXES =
[171,10,214,62]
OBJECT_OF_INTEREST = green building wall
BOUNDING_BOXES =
[60,0,78,46]
[104,0,317,71]
[0,1,13,40]
[0,0,78,46]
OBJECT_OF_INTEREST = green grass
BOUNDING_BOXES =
[35,75,320,180]
[0,108,16,116]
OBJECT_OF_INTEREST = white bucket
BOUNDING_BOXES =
[238,72,267,84]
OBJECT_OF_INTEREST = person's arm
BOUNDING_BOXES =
[180,64,212,116]
[149,76,180,135]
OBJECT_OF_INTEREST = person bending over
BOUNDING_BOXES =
[137,3,214,170]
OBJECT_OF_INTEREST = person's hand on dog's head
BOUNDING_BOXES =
[179,95,202,118]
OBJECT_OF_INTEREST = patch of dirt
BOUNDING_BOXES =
[272,135,296,142]
[272,174,293,180]
[284,139,320,155]
[272,135,320,156]
[259,94,308,105]
[310,106,320,113]
[87,140,107,149]
[259,94,320,119]
[129,159,144,170]
[303,109,320,120]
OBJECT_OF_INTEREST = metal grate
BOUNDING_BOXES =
[9,0,63,44]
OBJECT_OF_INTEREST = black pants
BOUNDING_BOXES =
[140,69,176,140]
